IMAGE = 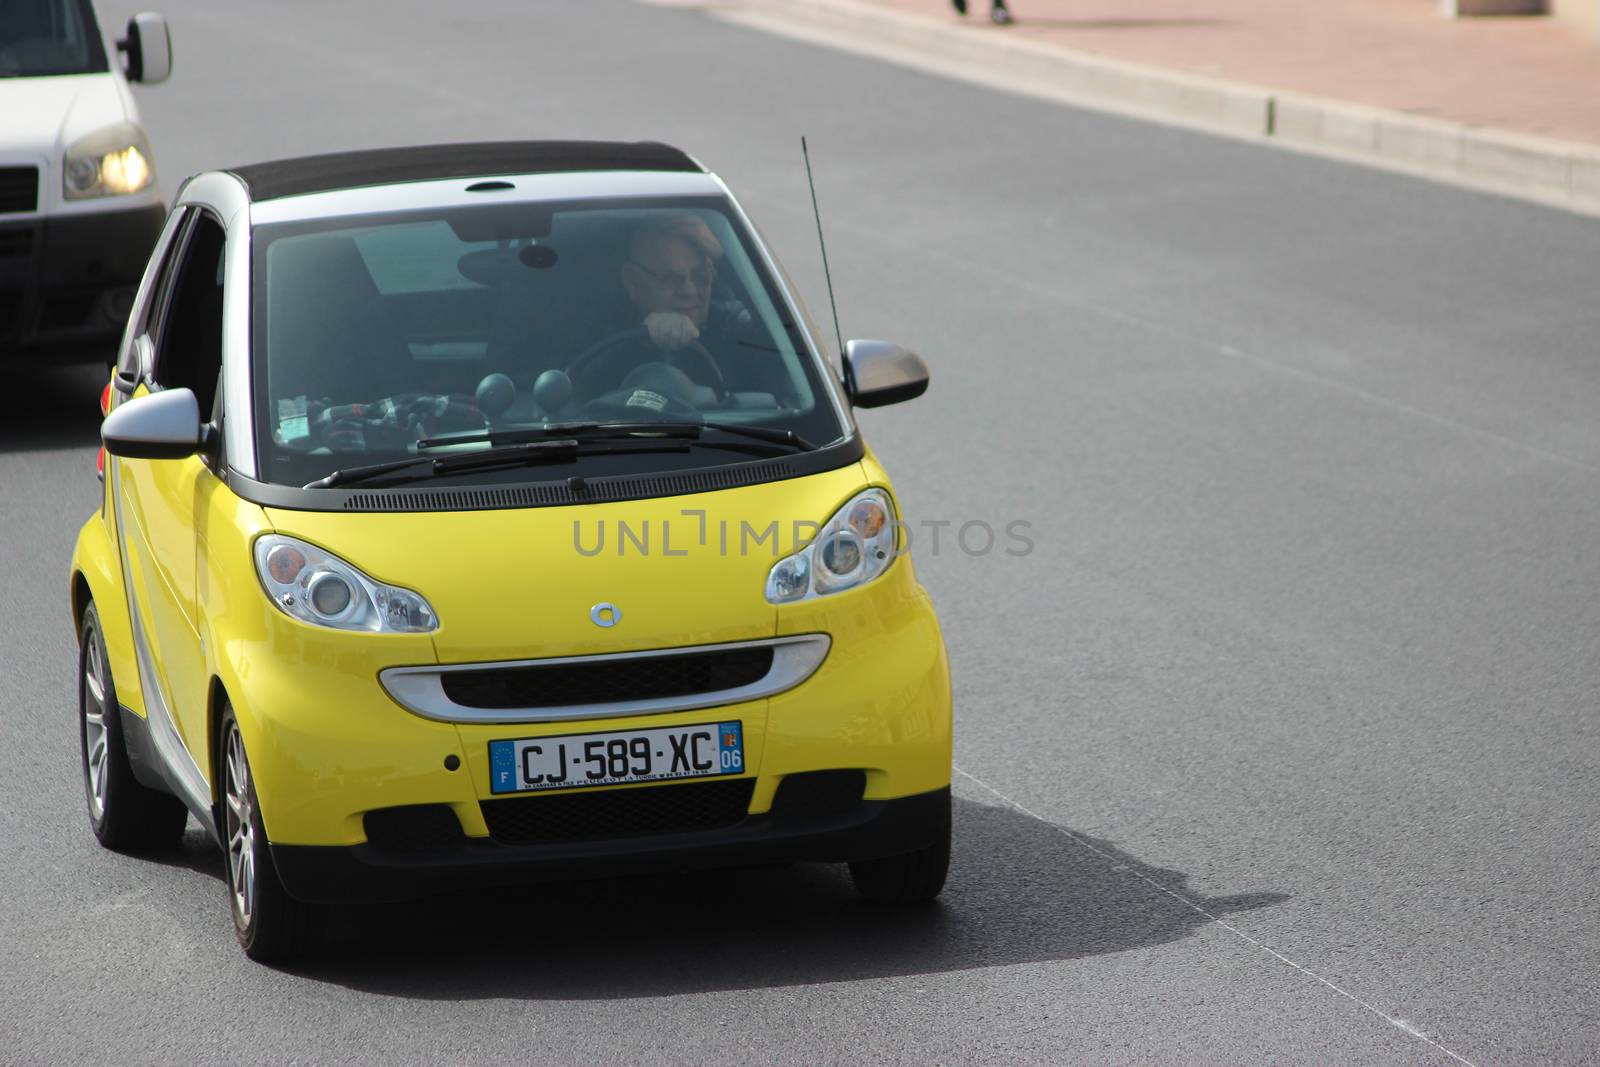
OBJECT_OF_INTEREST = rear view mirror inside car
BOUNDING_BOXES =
[447,204,553,243]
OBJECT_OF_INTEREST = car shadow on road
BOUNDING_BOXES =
[0,363,107,454]
[275,796,1285,998]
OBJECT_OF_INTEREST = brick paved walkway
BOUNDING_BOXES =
[858,0,1600,145]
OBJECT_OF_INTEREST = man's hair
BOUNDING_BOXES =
[628,214,724,265]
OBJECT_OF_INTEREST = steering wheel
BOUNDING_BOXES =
[567,326,729,407]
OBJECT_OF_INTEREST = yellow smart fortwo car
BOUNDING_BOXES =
[71,141,951,961]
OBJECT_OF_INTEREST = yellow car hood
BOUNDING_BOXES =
[265,462,869,663]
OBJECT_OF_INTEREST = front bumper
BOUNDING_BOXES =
[228,552,952,851]
[0,202,163,356]
[271,786,950,903]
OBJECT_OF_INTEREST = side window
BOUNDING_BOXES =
[115,207,190,389]
[150,214,226,418]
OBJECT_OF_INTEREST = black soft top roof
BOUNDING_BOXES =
[225,141,703,202]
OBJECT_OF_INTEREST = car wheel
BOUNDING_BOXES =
[79,601,187,851]
[220,707,324,962]
[847,796,952,904]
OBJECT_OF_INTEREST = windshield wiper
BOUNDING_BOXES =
[700,420,816,452]
[304,439,583,489]
[304,434,734,489]
[308,418,823,488]
[418,420,815,454]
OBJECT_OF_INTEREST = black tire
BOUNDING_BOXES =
[848,795,952,904]
[79,602,188,851]
[219,706,325,963]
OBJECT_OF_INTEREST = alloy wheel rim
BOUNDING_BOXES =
[82,627,109,821]
[224,726,256,927]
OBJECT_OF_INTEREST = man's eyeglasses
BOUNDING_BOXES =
[630,259,715,292]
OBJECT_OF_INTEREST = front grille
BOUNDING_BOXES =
[442,646,774,710]
[0,168,38,214]
[0,230,32,258]
[0,290,19,336]
[481,777,755,846]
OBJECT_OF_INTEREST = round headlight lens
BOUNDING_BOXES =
[265,544,306,585]
[847,500,886,538]
[765,553,811,603]
[100,146,150,195]
[819,532,862,577]
[307,572,354,618]
[66,157,100,193]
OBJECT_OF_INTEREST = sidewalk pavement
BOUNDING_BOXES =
[721,0,1600,215]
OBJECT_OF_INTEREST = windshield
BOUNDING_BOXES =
[251,196,848,488]
[0,0,109,78]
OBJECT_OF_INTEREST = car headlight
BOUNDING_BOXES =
[253,534,437,633]
[766,488,897,604]
[63,123,155,200]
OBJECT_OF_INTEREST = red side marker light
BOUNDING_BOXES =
[97,382,111,482]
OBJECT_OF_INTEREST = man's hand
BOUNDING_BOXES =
[643,311,700,350]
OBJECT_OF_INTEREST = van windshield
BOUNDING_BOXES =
[0,0,109,78]
[251,195,849,489]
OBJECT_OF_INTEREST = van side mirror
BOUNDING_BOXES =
[843,340,929,408]
[103,388,206,459]
[118,13,173,85]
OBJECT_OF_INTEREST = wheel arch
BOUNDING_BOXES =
[69,514,145,719]
[71,571,93,634]
[206,674,233,838]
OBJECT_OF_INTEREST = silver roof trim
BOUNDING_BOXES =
[175,170,251,220]
[247,169,727,225]
[380,634,831,725]
[223,186,257,477]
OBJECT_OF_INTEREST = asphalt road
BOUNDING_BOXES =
[3,0,1598,1062]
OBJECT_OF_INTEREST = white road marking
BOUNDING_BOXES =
[952,763,1479,1066]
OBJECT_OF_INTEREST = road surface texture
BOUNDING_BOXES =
[2,0,1596,1062]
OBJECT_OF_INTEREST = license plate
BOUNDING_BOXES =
[488,721,745,795]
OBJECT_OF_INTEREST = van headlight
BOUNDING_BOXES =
[253,534,438,633]
[63,123,155,200]
[766,489,897,603]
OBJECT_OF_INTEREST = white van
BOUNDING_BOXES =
[1,1,170,360]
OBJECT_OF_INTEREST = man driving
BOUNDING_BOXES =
[613,215,790,405]
[620,214,727,351]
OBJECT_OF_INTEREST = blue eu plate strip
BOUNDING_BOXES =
[489,740,516,795]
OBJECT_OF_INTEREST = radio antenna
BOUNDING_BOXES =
[801,136,846,362]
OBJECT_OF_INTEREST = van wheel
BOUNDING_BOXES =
[79,602,187,851]
[220,708,324,962]
[847,797,951,904]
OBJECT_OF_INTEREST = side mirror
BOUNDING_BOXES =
[843,340,929,408]
[118,13,172,85]
[102,388,206,459]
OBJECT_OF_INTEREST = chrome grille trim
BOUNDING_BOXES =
[380,634,830,724]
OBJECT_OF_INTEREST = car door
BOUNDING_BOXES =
[117,209,227,777]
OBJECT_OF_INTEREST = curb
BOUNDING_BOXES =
[717,0,1600,217]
